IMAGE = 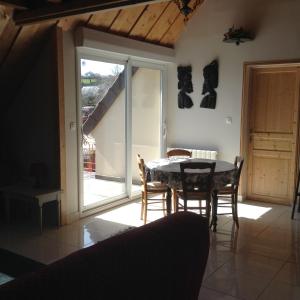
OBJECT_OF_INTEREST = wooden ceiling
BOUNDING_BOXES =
[0,0,204,108]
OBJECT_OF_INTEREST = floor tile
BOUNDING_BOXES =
[258,280,300,300]
[274,262,300,286]
[221,252,284,280]
[204,246,234,279]
[203,264,272,300]
[238,238,293,260]
[1,199,299,299]
[198,287,241,300]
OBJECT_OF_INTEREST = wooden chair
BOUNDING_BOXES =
[166,149,192,158]
[166,149,192,212]
[137,154,168,224]
[291,169,300,219]
[214,156,244,227]
[176,162,216,218]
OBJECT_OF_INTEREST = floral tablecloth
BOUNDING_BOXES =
[146,158,236,190]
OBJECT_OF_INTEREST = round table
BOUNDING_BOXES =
[145,158,236,231]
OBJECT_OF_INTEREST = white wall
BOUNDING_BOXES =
[167,0,300,162]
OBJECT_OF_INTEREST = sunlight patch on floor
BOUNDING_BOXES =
[95,201,166,227]
[96,199,273,227]
[237,202,272,220]
[95,202,144,227]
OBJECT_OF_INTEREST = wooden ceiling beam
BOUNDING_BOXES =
[13,0,163,25]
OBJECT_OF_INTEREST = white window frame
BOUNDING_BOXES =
[76,33,171,217]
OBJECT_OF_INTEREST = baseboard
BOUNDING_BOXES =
[94,175,140,185]
[95,175,125,183]
[79,197,138,219]
[64,211,80,225]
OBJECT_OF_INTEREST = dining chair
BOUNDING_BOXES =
[176,162,216,218]
[291,169,300,219]
[166,148,192,158]
[166,149,192,212]
[214,156,244,227]
[137,154,168,224]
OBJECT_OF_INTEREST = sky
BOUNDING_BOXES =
[81,59,124,76]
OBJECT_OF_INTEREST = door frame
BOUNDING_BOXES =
[240,60,300,203]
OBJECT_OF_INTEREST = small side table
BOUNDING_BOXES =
[0,185,61,232]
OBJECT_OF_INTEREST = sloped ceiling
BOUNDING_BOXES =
[0,0,204,107]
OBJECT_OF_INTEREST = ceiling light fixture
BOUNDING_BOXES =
[223,25,253,45]
[174,0,202,22]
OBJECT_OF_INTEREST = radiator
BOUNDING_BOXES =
[167,148,218,160]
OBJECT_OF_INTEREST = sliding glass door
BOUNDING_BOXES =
[78,54,165,211]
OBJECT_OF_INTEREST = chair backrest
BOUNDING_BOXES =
[180,162,216,196]
[137,154,147,191]
[167,149,192,158]
[233,156,244,187]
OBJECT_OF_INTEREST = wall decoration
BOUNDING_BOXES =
[200,60,218,109]
[223,26,253,45]
[177,65,193,109]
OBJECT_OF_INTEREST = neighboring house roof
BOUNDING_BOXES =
[83,67,138,135]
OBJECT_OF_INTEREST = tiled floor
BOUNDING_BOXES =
[0,199,300,300]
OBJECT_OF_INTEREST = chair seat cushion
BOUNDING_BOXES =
[146,181,168,192]
[177,191,209,200]
[218,185,234,195]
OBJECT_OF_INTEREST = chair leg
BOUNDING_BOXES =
[231,193,236,223]
[141,192,145,220]
[291,194,298,219]
[143,194,148,225]
[172,189,177,213]
[233,192,239,228]
[206,199,211,219]
[162,193,166,216]
[184,199,187,212]
[176,193,179,212]
[210,192,218,232]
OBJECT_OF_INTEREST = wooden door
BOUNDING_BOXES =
[247,66,300,205]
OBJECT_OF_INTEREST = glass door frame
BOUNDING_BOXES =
[76,49,167,214]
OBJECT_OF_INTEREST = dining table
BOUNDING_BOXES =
[145,157,236,231]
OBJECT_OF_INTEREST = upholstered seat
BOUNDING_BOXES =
[146,181,168,191]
